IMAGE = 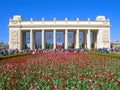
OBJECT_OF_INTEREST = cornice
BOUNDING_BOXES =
[9,24,110,28]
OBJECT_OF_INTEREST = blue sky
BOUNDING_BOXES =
[0,0,120,43]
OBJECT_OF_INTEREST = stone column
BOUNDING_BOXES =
[30,30,33,50]
[97,29,103,48]
[87,29,91,49]
[42,29,45,49]
[65,29,68,49]
[53,29,56,49]
[75,29,79,49]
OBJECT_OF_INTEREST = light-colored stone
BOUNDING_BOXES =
[8,15,111,49]
[53,29,56,49]
[87,30,90,49]
[42,29,45,49]
[30,30,33,50]
[65,29,68,49]
[75,29,79,49]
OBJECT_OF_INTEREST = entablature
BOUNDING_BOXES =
[9,15,111,29]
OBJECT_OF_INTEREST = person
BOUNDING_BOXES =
[107,48,110,53]
[32,50,35,54]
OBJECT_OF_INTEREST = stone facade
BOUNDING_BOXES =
[8,15,111,50]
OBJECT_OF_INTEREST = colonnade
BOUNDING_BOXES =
[19,29,98,50]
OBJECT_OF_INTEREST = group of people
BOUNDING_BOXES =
[0,48,9,55]
[0,47,120,56]
[31,48,88,54]
[0,48,22,56]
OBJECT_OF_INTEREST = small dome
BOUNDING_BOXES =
[13,15,22,21]
[96,16,106,21]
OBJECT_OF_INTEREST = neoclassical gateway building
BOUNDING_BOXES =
[8,15,110,50]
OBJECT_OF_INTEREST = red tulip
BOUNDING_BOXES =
[88,83,91,87]
[52,85,58,90]
[103,78,107,83]
[30,83,35,89]
[73,83,77,87]
[61,84,67,88]
[6,87,11,90]
[89,77,92,82]
[97,83,102,87]
[118,81,120,87]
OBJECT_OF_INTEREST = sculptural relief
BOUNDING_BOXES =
[11,31,18,42]
[11,31,18,37]
[102,30,109,42]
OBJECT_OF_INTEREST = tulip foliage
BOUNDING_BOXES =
[0,52,120,90]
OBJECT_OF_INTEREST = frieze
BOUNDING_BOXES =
[11,37,18,42]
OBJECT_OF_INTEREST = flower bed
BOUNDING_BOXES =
[0,52,120,89]
[0,53,31,60]
[89,51,120,59]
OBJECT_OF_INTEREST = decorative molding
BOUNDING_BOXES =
[102,30,109,42]
[9,24,110,28]
[11,21,18,24]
